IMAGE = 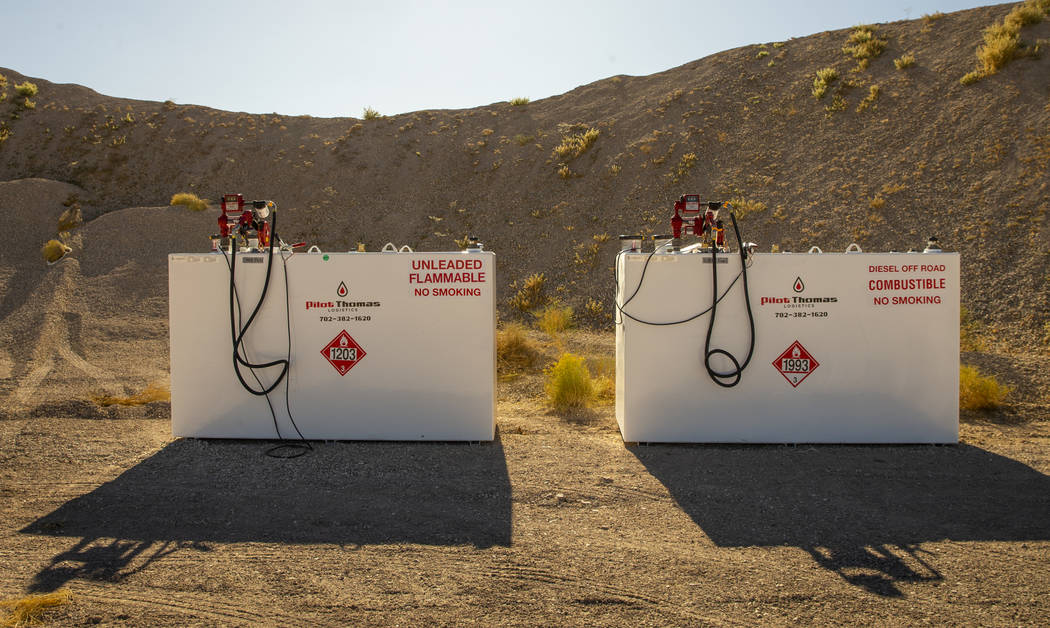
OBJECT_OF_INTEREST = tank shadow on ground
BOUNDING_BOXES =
[22,436,512,592]
[632,443,1050,597]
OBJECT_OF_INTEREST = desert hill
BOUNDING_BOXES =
[2,5,1050,623]
[0,2,1047,346]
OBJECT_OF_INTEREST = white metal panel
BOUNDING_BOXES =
[170,251,496,440]
[615,251,959,443]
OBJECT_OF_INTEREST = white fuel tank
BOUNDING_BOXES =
[615,250,959,443]
[169,250,496,440]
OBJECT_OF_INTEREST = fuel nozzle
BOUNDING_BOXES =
[923,236,942,253]
[714,219,726,251]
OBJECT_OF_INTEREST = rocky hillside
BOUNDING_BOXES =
[1,2,1047,342]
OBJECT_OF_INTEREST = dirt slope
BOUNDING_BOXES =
[0,3,1047,341]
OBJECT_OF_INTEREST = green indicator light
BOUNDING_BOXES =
[323,254,330,261]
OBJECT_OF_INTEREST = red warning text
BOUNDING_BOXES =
[868,278,946,291]
[409,258,486,284]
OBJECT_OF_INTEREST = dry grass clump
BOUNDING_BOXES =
[170,192,209,212]
[856,84,881,112]
[92,382,170,407]
[509,97,530,106]
[962,0,1050,84]
[1,589,72,626]
[552,127,600,160]
[545,353,595,411]
[582,297,606,325]
[894,54,916,70]
[509,272,547,311]
[669,152,697,184]
[497,323,539,373]
[812,67,838,99]
[41,239,71,264]
[960,365,1011,410]
[535,305,574,336]
[14,81,38,98]
[363,106,381,120]
[57,205,83,233]
[588,355,615,404]
[842,25,887,69]
[824,93,847,115]
[727,197,767,219]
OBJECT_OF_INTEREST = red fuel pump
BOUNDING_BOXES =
[213,193,274,251]
[671,195,724,250]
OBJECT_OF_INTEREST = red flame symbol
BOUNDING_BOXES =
[793,277,804,293]
[792,345,801,358]
[337,281,348,297]
[340,335,348,347]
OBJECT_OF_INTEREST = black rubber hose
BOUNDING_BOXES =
[703,213,756,387]
[614,245,745,327]
[229,207,288,396]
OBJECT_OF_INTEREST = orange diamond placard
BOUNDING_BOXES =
[772,340,819,388]
[321,330,366,376]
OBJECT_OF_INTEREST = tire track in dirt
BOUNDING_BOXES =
[72,581,336,627]
[464,558,747,626]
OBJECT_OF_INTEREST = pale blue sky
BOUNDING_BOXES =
[2,0,994,118]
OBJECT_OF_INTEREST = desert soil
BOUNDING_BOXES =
[1,335,1048,626]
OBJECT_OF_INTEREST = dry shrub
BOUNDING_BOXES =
[545,353,595,411]
[93,382,170,407]
[728,197,767,220]
[589,355,616,404]
[1,589,71,626]
[856,84,881,112]
[977,23,1021,75]
[509,97,530,106]
[363,106,381,120]
[552,127,599,160]
[170,192,209,212]
[57,205,82,233]
[497,323,539,372]
[41,239,71,264]
[812,67,838,99]
[583,297,604,322]
[894,53,916,70]
[960,365,1011,410]
[964,0,1050,83]
[14,81,38,98]
[669,152,697,184]
[842,26,887,66]
[535,305,574,336]
[509,273,547,311]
